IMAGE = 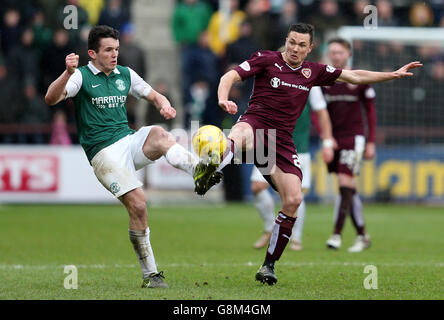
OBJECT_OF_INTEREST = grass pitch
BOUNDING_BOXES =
[0,202,443,300]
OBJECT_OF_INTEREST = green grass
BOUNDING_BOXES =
[0,203,443,300]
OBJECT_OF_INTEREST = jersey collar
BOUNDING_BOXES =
[87,61,121,75]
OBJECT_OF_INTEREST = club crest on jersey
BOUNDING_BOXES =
[301,68,311,79]
[115,79,126,91]
[270,77,281,88]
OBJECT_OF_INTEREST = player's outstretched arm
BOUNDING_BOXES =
[218,70,242,115]
[337,61,423,85]
[145,89,176,120]
[45,53,79,106]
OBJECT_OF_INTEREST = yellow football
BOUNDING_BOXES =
[192,125,228,158]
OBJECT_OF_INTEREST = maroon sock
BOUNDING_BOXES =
[334,187,354,235]
[265,211,296,262]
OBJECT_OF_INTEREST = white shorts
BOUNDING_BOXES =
[91,126,154,198]
[250,153,312,189]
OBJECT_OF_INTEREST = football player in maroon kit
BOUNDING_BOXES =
[310,38,377,253]
[207,23,421,285]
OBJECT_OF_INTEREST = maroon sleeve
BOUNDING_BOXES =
[313,63,342,86]
[362,85,376,143]
[234,51,268,81]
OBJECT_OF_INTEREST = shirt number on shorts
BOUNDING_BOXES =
[339,150,357,170]
[292,154,302,169]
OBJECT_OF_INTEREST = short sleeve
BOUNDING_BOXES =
[314,63,342,86]
[65,69,82,99]
[128,67,152,99]
[234,51,268,81]
[309,86,327,111]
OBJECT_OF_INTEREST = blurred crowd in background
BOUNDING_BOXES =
[1,0,444,145]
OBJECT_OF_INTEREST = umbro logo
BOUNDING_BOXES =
[274,63,283,71]
[92,84,101,88]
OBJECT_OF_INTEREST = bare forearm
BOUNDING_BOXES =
[316,110,333,140]
[352,70,395,84]
[45,70,71,105]
[218,70,240,101]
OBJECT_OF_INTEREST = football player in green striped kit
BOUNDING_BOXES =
[45,25,219,288]
[251,99,334,251]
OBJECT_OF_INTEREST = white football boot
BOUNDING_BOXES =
[326,234,342,250]
[348,234,371,253]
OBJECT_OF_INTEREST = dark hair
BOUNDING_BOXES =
[88,25,120,52]
[287,23,315,44]
[328,38,351,50]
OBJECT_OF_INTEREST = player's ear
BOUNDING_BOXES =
[308,43,313,54]
[88,49,97,60]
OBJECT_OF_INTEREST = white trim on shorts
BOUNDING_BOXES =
[250,153,312,189]
[91,126,155,198]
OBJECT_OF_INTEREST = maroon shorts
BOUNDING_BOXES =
[327,135,366,177]
[238,114,303,191]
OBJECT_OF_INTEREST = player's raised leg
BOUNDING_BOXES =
[120,188,168,288]
[142,126,198,175]
[194,121,254,195]
[256,166,302,285]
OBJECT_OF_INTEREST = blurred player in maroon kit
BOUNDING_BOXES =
[310,38,376,252]
[204,23,421,285]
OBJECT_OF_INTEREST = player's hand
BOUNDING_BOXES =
[219,100,238,114]
[66,53,79,75]
[364,142,375,160]
[321,138,336,163]
[160,105,176,120]
[393,61,423,78]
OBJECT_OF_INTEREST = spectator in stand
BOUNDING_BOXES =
[376,0,399,27]
[207,0,246,57]
[409,2,435,27]
[172,0,212,47]
[0,57,21,143]
[226,20,258,112]
[172,0,212,108]
[349,0,371,26]
[31,9,53,61]
[40,28,73,106]
[56,0,90,47]
[17,81,51,144]
[309,0,347,45]
[50,110,72,145]
[79,0,105,26]
[98,0,130,31]
[270,0,298,50]
[226,20,259,65]
[8,28,39,94]
[180,30,220,114]
[119,22,147,127]
[1,8,22,56]
[244,0,272,51]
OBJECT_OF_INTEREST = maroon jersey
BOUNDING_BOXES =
[234,50,342,141]
[320,82,376,142]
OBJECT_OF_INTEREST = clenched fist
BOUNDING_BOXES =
[66,53,79,75]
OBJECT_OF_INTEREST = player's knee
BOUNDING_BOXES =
[127,198,147,217]
[150,126,173,146]
[283,194,302,213]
